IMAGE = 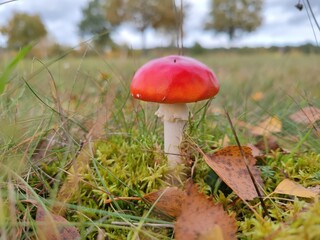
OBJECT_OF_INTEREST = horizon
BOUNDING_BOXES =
[0,0,319,49]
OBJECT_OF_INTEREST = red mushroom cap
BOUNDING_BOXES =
[130,55,219,104]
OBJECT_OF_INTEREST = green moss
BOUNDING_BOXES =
[2,52,319,239]
[238,200,320,240]
[65,134,171,239]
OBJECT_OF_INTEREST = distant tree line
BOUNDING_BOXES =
[0,0,319,56]
[79,0,264,51]
[0,0,265,53]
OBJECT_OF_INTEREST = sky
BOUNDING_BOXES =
[0,0,319,49]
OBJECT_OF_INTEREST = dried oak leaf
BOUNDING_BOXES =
[36,206,80,240]
[274,179,318,199]
[144,187,186,217]
[175,185,237,240]
[289,106,320,125]
[203,146,264,201]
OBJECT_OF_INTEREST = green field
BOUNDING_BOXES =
[0,51,320,239]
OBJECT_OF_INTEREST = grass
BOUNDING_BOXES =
[0,48,319,239]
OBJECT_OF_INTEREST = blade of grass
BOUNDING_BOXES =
[24,80,88,132]
[0,0,17,6]
[0,45,32,94]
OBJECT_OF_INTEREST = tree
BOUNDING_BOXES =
[78,0,112,51]
[206,0,263,42]
[105,0,184,51]
[1,13,47,49]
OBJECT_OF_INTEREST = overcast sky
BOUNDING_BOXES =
[0,0,319,48]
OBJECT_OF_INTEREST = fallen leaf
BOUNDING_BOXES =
[247,144,263,158]
[254,136,281,153]
[144,187,186,217]
[289,106,320,125]
[175,185,237,240]
[203,146,264,201]
[273,179,318,198]
[307,185,320,195]
[250,117,282,136]
[233,117,281,136]
[250,91,264,101]
[36,206,80,240]
[198,225,224,240]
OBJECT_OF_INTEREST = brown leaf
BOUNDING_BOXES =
[203,146,264,201]
[274,179,318,198]
[289,106,320,125]
[144,187,186,217]
[175,185,237,240]
[254,136,281,153]
[36,206,80,240]
[247,144,263,158]
[249,136,286,159]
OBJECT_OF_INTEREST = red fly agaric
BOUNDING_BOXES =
[130,55,219,167]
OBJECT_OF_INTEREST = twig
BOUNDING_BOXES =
[305,0,320,32]
[303,0,319,46]
[225,110,270,218]
[0,0,17,5]
[111,221,174,228]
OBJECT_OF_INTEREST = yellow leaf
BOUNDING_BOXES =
[251,116,282,136]
[274,179,318,198]
[250,91,264,101]
[199,225,224,240]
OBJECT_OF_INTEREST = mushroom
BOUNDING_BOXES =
[130,55,219,168]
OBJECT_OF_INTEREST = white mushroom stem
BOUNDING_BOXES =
[155,103,189,168]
